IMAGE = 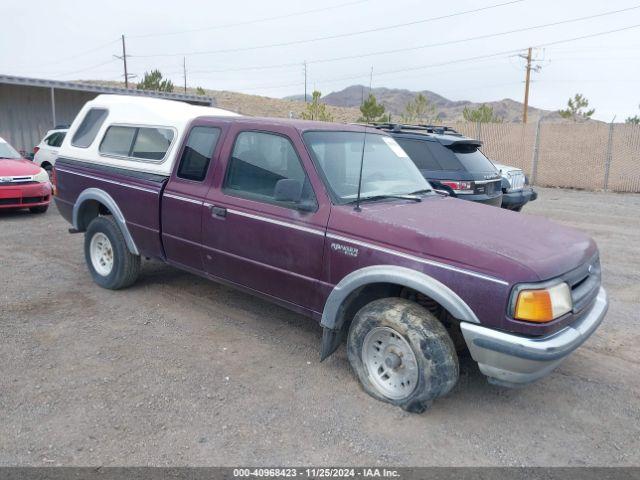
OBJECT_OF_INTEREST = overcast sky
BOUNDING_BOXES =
[2,0,640,121]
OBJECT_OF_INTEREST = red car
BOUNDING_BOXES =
[0,136,52,213]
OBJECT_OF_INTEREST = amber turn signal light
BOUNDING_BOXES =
[513,283,572,323]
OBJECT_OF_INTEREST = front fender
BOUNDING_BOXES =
[321,265,479,330]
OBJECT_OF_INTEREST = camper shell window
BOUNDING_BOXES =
[99,125,175,162]
[71,108,108,148]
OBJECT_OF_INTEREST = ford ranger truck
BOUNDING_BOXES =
[53,95,608,413]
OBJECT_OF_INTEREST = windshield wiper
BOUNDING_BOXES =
[407,188,432,195]
[353,194,422,204]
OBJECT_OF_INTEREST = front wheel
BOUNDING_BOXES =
[84,216,140,290]
[347,298,459,413]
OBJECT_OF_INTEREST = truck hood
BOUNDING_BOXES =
[331,195,596,283]
[0,158,42,176]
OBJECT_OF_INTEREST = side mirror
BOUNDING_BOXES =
[274,178,303,203]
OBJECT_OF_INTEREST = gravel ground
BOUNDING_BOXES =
[0,187,639,466]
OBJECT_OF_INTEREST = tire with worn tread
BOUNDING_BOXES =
[84,216,140,290]
[347,297,459,413]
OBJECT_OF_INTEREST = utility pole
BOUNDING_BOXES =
[522,47,532,124]
[121,35,129,89]
[183,57,187,93]
[303,61,308,103]
[369,66,374,95]
[519,48,543,123]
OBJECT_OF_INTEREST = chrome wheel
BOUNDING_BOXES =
[362,326,418,400]
[90,232,114,276]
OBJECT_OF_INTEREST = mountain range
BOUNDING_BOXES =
[286,85,563,123]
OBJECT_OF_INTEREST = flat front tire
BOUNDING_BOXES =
[347,298,459,413]
[84,216,140,290]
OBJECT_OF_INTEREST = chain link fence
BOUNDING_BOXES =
[449,121,640,193]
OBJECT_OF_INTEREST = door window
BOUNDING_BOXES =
[177,127,221,181]
[224,131,315,207]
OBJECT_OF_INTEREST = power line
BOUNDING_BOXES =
[166,4,640,76]
[129,0,371,38]
[223,23,640,92]
[48,59,118,78]
[6,38,120,70]
[132,0,525,58]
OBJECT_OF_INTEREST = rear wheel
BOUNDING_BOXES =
[84,216,140,289]
[347,298,459,413]
[29,205,49,214]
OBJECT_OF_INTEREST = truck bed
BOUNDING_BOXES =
[54,158,168,259]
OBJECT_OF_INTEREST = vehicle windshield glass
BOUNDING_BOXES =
[0,140,21,159]
[303,131,430,204]
[446,143,496,172]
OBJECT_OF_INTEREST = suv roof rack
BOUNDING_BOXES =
[369,123,463,136]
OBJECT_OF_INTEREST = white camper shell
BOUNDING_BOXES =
[58,95,240,176]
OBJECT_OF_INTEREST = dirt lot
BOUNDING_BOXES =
[0,187,639,466]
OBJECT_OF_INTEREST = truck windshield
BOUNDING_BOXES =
[0,141,21,159]
[303,131,430,204]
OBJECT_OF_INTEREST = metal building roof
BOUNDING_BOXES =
[0,74,214,106]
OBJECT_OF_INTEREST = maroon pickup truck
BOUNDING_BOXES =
[53,95,608,412]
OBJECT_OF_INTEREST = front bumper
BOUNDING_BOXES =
[460,287,608,387]
[0,182,52,209]
[501,187,537,210]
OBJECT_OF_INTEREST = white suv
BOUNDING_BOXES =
[33,128,67,174]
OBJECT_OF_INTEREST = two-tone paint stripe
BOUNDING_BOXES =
[55,168,159,194]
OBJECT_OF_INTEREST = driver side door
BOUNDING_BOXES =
[202,125,332,314]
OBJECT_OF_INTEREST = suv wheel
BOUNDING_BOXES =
[84,216,140,290]
[347,298,459,413]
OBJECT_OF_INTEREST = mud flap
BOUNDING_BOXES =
[320,327,345,361]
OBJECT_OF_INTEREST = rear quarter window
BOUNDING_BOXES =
[177,127,221,181]
[71,108,108,148]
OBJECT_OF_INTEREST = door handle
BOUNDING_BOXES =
[210,205,227,218]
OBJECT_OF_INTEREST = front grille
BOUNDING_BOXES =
[0,195,48,206]
[0,176,35,185]
[563,255,601,314]
[508,171,526,191]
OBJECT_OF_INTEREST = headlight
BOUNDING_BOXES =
[33,169,49,183]
[511,282,572,323]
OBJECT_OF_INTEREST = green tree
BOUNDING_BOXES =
[357,93,387,123]
[137,69,174,92]
[462,104,502,123]
[558,93,595,121]
[401,93,436,123]
[196,86,206,96]
[625,104,640,124]
[300,90,334,122]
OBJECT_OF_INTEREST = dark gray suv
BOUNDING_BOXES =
[373,124,503,206]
